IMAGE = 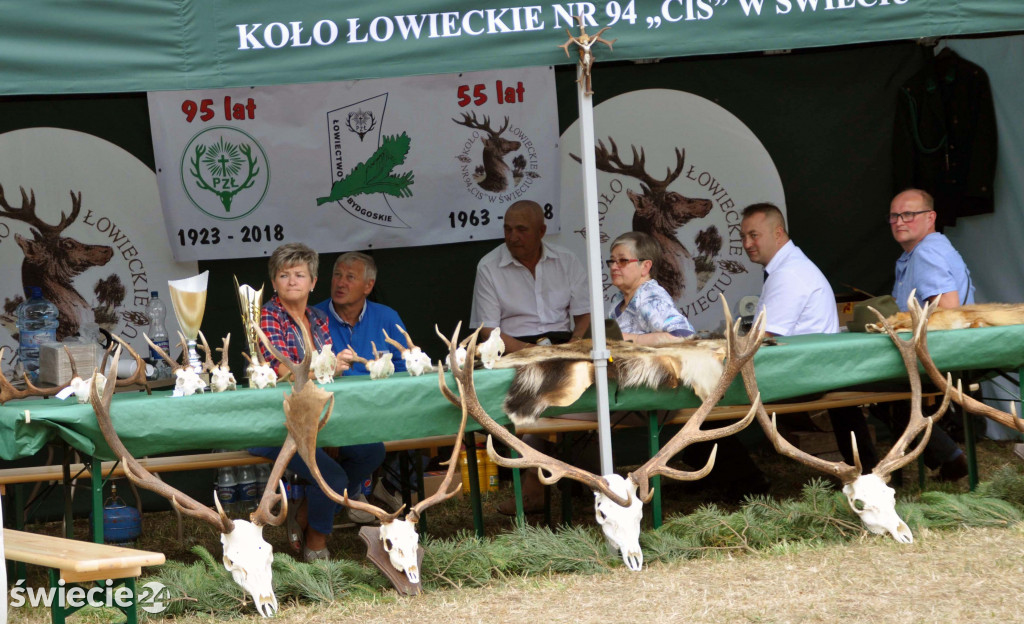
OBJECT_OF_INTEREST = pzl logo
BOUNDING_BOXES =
[180,127,269,220]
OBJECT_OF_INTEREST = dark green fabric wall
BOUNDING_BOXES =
[0,41,930,375]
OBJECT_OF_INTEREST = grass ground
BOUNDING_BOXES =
[7,433,1024,623]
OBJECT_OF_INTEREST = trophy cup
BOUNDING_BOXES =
[233,275,264,366]
[167,271,209,374]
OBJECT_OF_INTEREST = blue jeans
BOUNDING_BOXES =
[249,442,385,535]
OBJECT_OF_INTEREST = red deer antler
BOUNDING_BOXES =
[627,301,765,503]
[438,322,632,507]
[900,296,1024,434]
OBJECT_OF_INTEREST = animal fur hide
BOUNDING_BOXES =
[492,338,726,424]
[866,303,1024,333]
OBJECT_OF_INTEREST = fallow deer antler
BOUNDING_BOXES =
[900,295,1024,433]
[256,322,403,525]
[627,299,764,503]
[438,322,632,507]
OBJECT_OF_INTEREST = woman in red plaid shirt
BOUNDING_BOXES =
[250,243,385,562]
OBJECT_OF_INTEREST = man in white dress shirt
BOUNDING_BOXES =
[471,200,591,513]
[740,203,838,336]
[741,202,878,472]
[471,200,591,353]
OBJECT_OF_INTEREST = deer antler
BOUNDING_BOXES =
[382,327,412,354]
[0,185,81,236]
[406,369,471,524]
[197,331,217,373]
[867,299,955,477]
[745,298,953,484]
[451,112,510,138]
[99,335,152,393]
[627,298,764,503]
[90,345,236,533]
[901,296,1024,433]
[574,137,686,195]
[0,346,75,404]
[258,321,403,524]
[438,322,631,507]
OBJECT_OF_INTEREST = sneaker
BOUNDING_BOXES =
[345,493,378,524]
[373,479,405,512]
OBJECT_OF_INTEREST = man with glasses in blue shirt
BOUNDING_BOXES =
[889,188,975,311]
[884,188,974,481]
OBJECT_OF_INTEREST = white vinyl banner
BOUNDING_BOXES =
[148,67,559,261]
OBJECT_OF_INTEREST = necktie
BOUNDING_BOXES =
[763,270,769,282]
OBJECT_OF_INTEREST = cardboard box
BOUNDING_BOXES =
[38,342,97,385]
[411,470,463,504]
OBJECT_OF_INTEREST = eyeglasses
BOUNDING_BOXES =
[605,258,641,268]
[888,209,933,224]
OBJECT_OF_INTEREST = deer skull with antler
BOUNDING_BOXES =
[198,332,236,392]
[382,325,434,376]
[743,294,953,544]
[349,341,394,380]
[147,332,207,396]
[438,298,764,571]
[257,322,468,586]
[90,345,291,616]
[242,349,278,390]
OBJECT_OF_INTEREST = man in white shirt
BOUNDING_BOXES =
[471,200,591,514]
[741,203,877,471]
[471,200,591,353]
[740,203,838,336]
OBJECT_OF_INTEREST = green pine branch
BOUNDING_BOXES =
[316,132,414,205]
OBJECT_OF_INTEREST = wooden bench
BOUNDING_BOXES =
[4,528,165,624]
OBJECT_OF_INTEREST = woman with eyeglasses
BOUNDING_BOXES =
[607,231,695,344]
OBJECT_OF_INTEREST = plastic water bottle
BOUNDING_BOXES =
[255,463,270,497]
[235,465,258,513]
[216,466,239,515]
[17,287,59,382]
[146,291,171,378]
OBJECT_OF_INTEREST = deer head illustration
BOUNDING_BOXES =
[573,138,713,299]
[452,113,521,192]
[0,185,113,340]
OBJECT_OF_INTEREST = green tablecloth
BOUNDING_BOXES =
[2,326,1022,461]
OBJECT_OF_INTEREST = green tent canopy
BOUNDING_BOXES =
[1,0,1023,95]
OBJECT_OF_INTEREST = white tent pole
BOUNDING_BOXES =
[575,64,614,475]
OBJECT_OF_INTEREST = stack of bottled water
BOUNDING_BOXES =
[17,287,59,382]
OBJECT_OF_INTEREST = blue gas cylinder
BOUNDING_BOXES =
[99,484,141,544]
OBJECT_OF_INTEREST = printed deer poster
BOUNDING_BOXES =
[550,89,785,332]
[147,67,559,261]
[0,128,199,372]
